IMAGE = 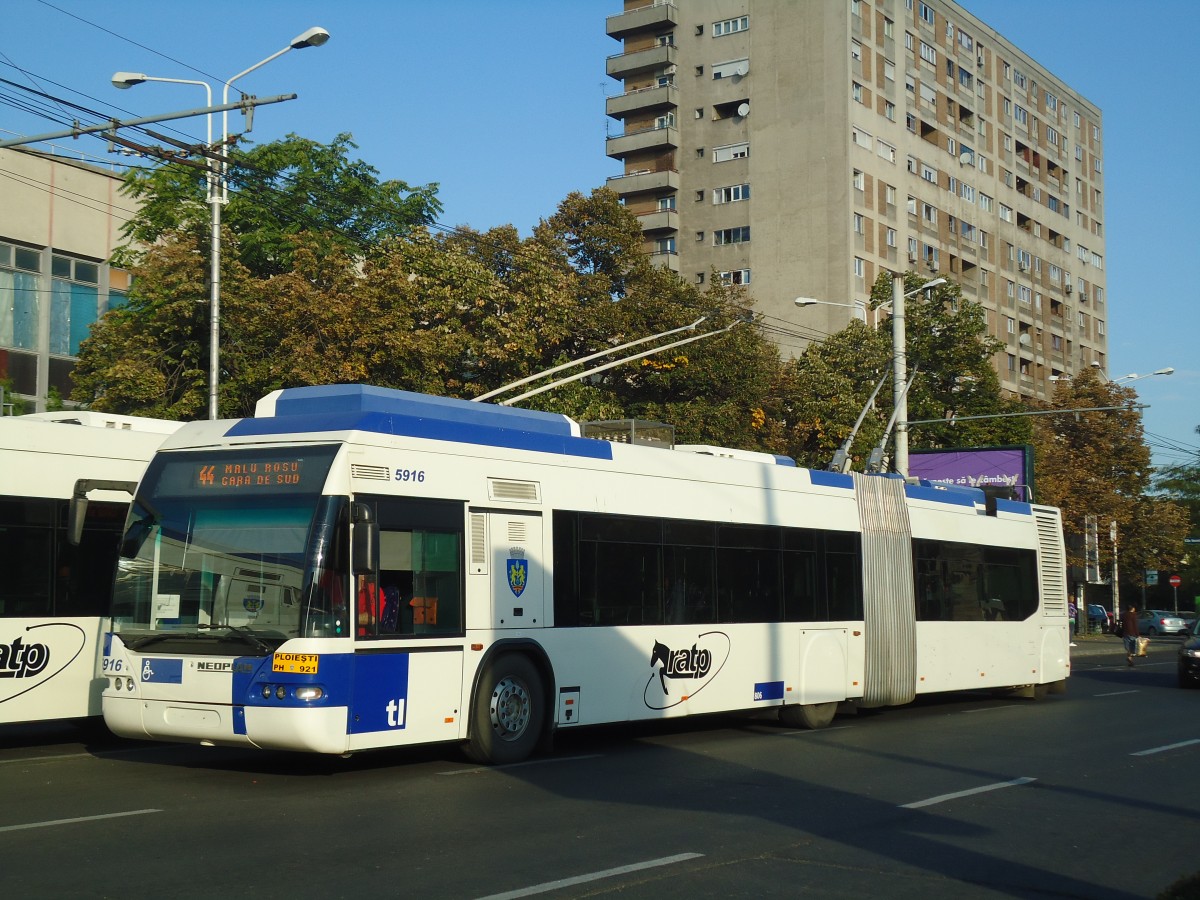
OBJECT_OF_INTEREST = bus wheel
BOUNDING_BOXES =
[779,701,838,730]
[467,655,544,765]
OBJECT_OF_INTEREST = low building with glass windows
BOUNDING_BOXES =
[0,146,135,412]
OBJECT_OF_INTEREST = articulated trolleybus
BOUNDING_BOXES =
[1,411,180,726]
[101,385,1069,764]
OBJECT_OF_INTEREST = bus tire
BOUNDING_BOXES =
[779,701,838,730]
[467,654,544,765]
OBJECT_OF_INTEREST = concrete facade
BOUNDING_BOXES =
[0,147,134,410]
[605,0,1107,399]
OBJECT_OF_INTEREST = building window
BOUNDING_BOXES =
[50,254,101,357]
[853,169,865,191]
[854,257,865,278]
[657,196,676,211]
[713,142,749,162]
[884,99,896,122]
[885,184,896,205]
[853,213,865,234]
[0,242,42,352]
[919,2,935,24]
[713,16,749,36]
[884,17,894,38]
[920,41,937,65]
[886,227,897,248]
[853,82,865,103]
[979,193,993,212]
[852,127,872,149]
[712,58,749,79]
[877,140,896,162]
[921,163,938,183]
[714,227,750,245]
[884,59,895,81]
[713,183,750,204]
[719,268,751,285]
[851,41,863,63]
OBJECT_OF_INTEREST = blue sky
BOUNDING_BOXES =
[1,0,1195,469]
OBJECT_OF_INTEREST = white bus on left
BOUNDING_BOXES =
[0,411,179,726]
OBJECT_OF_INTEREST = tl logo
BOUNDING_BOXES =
[506,547,527,598]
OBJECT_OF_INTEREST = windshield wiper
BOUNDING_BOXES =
[196,624,274,654]
[125,632,210,651]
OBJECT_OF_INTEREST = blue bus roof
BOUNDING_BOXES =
[229,384,613,460]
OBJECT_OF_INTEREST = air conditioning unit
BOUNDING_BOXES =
[1018,261,1030,273]
[908,253,918,264]
[1064,283,1073,293]
[665,65,677,75]
[926,259,938,271]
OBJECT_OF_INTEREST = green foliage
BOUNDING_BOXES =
[116,133,441,276]
[773,272,1028,469]
[45,386,64,411]
[1032,370,1189,581]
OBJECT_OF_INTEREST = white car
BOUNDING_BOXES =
[1138,609,1189,636]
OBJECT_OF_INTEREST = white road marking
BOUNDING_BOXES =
[475,852,704,900]
[1130,739,1200,757]
[1094,690,1139,697]
[0,809,161,833]
[960,705,1022,714]
[900,777,1036,809]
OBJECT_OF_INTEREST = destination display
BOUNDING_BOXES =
[195,459,304,490]
[145,445,339,499]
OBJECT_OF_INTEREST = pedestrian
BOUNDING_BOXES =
[1121,603,1140,667]
[1068,600,1077,635]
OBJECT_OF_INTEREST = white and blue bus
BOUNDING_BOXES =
[100,385,1069,764]
[0,411,180,726]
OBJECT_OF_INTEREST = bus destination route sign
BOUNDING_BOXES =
[195,460,304,490]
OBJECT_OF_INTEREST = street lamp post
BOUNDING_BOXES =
[1113,367,1174,384]
[113,26,329,420]
[794,275,944,476]
[892,274,945,478]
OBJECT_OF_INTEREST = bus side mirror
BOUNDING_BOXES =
[69,479,138,546]
[351,502,378,575]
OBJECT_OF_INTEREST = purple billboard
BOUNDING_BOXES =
[908,445,1034,502]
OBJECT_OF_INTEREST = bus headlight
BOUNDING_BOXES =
[261,685,273,700]
[294,686,324,701]
[275,685,287,700]
[125,677,135,691]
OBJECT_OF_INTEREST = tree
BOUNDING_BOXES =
[116,133,441,276]
[774,272,1029,470]
[1031,370,1189,590]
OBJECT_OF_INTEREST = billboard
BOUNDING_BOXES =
[908,445,1034,502]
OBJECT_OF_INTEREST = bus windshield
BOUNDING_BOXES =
[111,446,343,649]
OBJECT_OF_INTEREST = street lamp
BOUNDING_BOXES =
[113,26,329,421]
[890,275,945,478]
[1113,367,1174,384]
[795,276,944,476]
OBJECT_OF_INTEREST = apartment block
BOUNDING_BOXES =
[0,147,134,411]
[605,0,1107,397]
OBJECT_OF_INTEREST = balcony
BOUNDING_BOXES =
[606,1,678,40]
[648,250,680,272]
[606,124,679,159]
[635,209,679,233]
[607,43,677,80]
[606,83,678,120]
[606,168,680,196]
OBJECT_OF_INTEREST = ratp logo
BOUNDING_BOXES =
[0,623,86,707]
[643,631,730,710]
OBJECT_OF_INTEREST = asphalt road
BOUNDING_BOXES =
[1,634,1196,899]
